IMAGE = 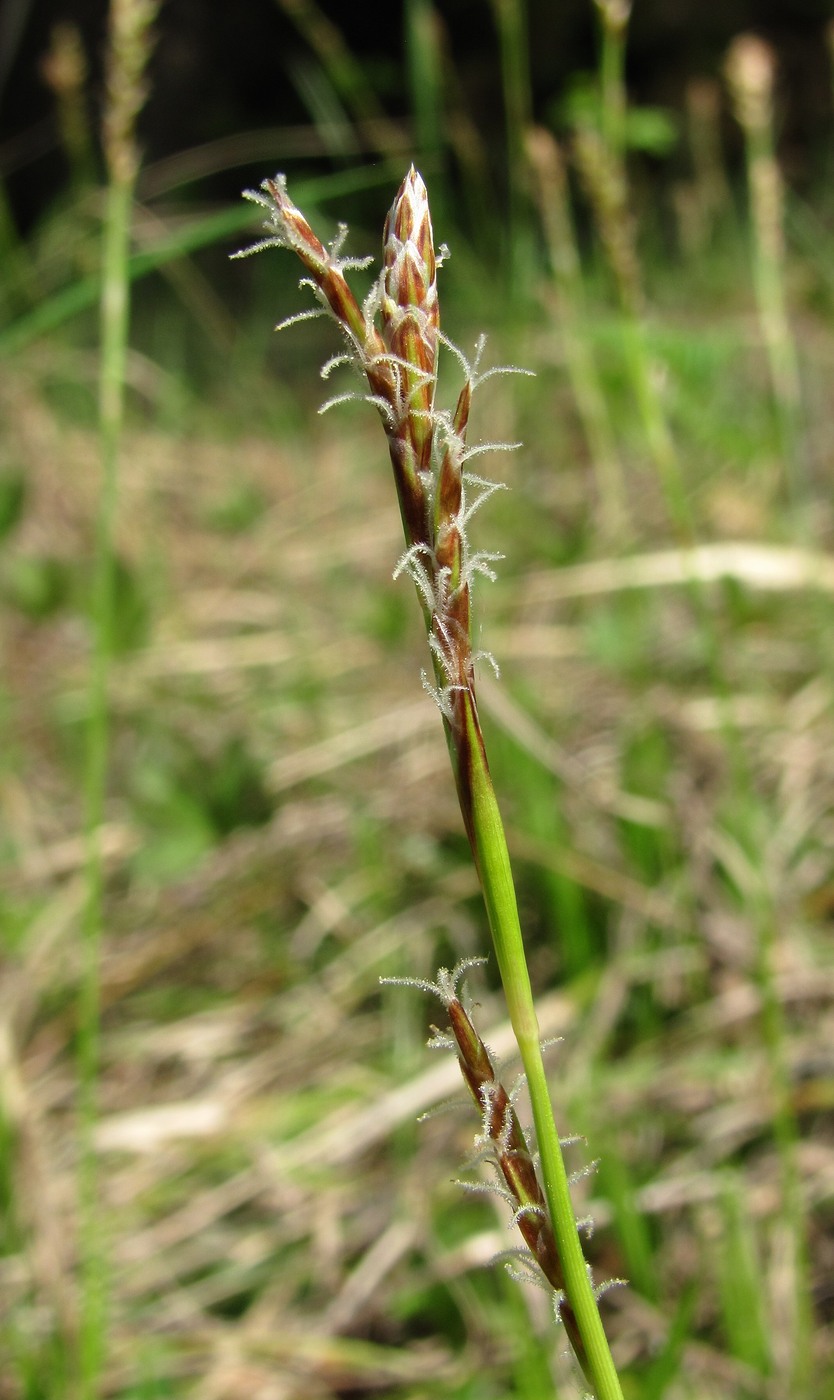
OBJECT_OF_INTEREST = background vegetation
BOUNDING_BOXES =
[3,1,834,1397]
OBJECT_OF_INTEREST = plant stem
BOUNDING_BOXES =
[80,0,159,1384]
[489,0,533,288]
[726,36,803,500]
[454,692,624,1400]
[79,167,133,1400]
[597,0,629,161]
[526,126,629,539]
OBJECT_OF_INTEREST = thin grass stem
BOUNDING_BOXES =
[526,126,629,539]
[726,35,804,503]
[489,0,534,288]
[79,156,133,1400]
[79,3,158,1391]
[595,0,630,161]
[458,690,624,1398]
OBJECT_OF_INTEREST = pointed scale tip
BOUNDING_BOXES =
[402,164,426,197]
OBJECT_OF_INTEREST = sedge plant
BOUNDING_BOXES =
[572,0,684,535]
[81,0,159,1392]
[234,168,625,1398]
[725,33,804,500]
[525,124,628,539]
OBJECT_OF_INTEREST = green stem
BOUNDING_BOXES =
[527,128,628,538]
[599,5,628,161]
[457,694,624,1400]
[79,171,133,1400]
[743,122,803,500]
[490,0,533,288]
[618,314,686,538]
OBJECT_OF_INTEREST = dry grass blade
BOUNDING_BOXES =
[525,542,834,604]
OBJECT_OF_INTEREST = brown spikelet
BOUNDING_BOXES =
[262,178,382,357]
[381,167,440,494]
[445,995,586,1366]
[234,166,504,739]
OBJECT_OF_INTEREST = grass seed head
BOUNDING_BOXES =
[725,34,776,132]
[235,168,518,733]
[381,165,439,468]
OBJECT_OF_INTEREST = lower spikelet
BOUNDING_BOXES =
[381,963,591,1364]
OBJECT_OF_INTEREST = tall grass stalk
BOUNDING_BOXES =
[526,125,628,537]
[40,23,96,194]
[566,20,782,779]
[235,168,625,1399]
[404,0,449,227]
[567,109,748,775]
[560,39,814,1381]
[572,123,684,534]
[594,0,630,160]
[80,1,158,1392]
[404,0,445,170]
[684,78,731,246]
[724,40,813,1387]
[573,72,810,1373]
[571,0,692,537]
[725,34,804,499]
[489,0,534,286]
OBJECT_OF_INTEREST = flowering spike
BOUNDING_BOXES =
[381,166,439,469]
[235,167,519,740]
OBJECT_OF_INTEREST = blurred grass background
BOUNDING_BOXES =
[3,1,834,1397]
